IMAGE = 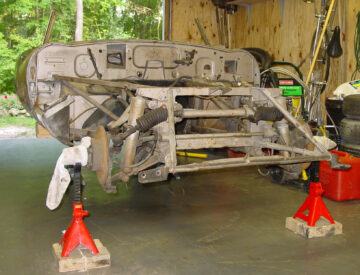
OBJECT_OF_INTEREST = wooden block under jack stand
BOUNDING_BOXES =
[286,217,342,239]
[52,239,110,273]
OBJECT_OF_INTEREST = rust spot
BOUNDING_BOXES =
[256,27,259,32]
[282,57,285,61]
[278,50,280,54]
[204,26,207,29]
[200,2,205,7]
[299,51,303,59]
[349,64,352,69]
[188,33,193,40]
[30,66,36,80]
[204,64,211,70]
[274,26,277,32]
[251,26,254,31]
[271,54,275,60]
[213,33,216,37]
[248,29,250,35]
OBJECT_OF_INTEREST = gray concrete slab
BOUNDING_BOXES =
[0,138,360,274]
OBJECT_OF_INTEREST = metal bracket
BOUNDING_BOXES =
[138,166,169,184]
[233,0,285,26]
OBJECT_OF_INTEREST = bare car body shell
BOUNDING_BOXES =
[16,40,331,192]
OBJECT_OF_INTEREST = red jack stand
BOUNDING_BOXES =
[293,182,334,226]
[53,163,110,272]
[60,203,99,257]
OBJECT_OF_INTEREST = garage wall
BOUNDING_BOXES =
[169,0,222,45]
[168,0,359,96]
[232,0,356,97]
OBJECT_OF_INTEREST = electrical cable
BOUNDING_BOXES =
[352,12,360,80]
[261,67,313,98]
[260,67,339,136]
[119,131,158,169]
[269,61,304,80]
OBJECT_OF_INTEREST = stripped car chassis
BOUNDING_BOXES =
[54,79,331,193]
[15,41,333,193]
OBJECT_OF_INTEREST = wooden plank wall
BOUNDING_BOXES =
[170,0,221,45]
[345,0,359,82]
[232,0,355,97]
[169,0,360,97]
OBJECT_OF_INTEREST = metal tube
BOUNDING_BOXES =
[276,121,291,158]
[62,80,119,121]
[260,142,318,156]
[260,88,329,154]
[175,132,263,140]
[120,97,146,174]
[182,108,249,118]
[174,154,330,173]
[305,0,336,86]
[167,89,177,173]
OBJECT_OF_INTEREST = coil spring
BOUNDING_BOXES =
[72,163,82,204]
[136,107,168,132]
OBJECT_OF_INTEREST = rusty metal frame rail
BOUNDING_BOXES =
[174,154,331,173]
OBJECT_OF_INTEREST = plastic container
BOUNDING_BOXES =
[333,79,360,99]
[319,150,360,201]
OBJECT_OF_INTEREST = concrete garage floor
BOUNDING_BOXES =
[1,139,360,274]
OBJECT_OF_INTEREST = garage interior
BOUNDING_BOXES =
[2,139,360,274]
[2,0,360,274]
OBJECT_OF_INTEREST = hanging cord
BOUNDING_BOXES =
[352,12,360,80]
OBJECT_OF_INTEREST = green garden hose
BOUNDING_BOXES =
[352,12,360,80]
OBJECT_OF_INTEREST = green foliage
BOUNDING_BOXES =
[0,95,24,110]
[0,116,36,128]
[0,0,163,94]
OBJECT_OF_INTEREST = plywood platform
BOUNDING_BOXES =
[52,239,110,273]
[286,217,342,239]
[36,123,52,138]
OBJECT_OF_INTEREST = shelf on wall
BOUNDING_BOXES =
[228,0,285,25]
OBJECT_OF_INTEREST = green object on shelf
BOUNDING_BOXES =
[280,85,303,96]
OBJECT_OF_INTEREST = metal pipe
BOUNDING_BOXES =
[260,88,328,154]
[167,89,177,173]
[174,132,263,140]
[62,80,119,121]
[182,108,251,118]
[120,97,146,174]
[174,154,330,173]
[260,142,318,156]
[305,0,336,86]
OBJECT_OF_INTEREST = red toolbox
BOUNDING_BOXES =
[319,150,360,201]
